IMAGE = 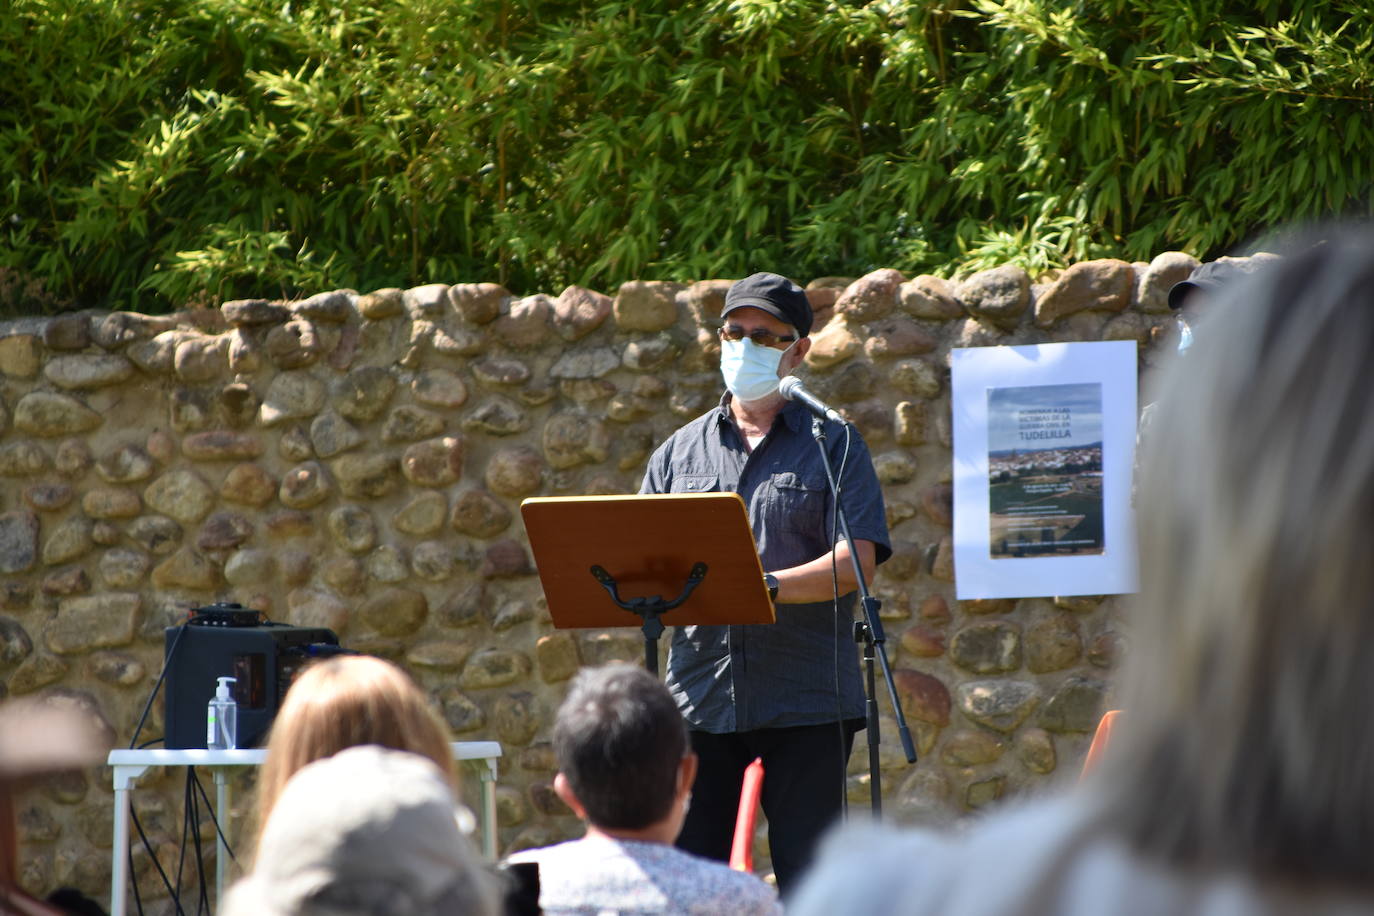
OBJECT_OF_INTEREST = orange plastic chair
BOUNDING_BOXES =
[729,757,765,871]
[1080,709,1121,779]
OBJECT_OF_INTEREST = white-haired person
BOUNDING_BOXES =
[792,228,1374,915]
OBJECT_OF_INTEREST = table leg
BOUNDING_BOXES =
[480,758,498,859]
[111,781,129,916]
[110,764,148,916]
[214,769,230,906]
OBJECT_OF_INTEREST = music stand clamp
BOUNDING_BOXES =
[590,562,708,676]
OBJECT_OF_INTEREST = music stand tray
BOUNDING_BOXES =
[521,493,776,675]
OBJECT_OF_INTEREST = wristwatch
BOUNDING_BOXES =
[764,573,779,602]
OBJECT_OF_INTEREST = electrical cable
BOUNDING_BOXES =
[127,618,190,914]
[128,844,142,916]
[174,774,191,906]
[172,770,213,916]
[830,483,844,817]
[186,770,209,915]
[128,799,186,916]
[191,769,237,864]
[126,605,353,912]
[125,604,290,914]
[125,610,205,913]
[129,620,189,749]
[829,424,854,817]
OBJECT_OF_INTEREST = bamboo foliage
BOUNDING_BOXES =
[1,0,1371,313]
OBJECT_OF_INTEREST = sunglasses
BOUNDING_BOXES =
[717,324,797,350]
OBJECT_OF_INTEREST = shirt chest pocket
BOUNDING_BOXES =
[760,471,828,535]
[669,474,720,494]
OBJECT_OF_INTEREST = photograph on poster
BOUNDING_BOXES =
[952,341,1137,600]
[988,382,1104,559]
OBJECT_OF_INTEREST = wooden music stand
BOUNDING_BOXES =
[521,493,776,675]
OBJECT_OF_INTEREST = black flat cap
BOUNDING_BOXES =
[1168,259,1252,310]
[722,272,813,338]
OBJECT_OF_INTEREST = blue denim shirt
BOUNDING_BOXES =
[639,395,892,733]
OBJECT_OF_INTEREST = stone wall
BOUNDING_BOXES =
[0,252,1203,900]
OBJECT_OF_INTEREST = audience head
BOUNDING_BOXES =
[552,663,691,833]
[255,655,454,850]
[1111,227,1374,884]
[224,746,500,916]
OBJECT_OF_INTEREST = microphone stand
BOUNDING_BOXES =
[809,416,917,817]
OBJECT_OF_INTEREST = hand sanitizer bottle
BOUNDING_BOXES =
[207,676,238,750]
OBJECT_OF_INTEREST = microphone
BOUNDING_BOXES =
[779,376,847,425]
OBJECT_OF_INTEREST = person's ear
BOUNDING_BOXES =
[553,772,589,820]
[788,337,811,369]
[677,752,698,798]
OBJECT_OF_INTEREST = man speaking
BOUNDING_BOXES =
[639,272,891,892]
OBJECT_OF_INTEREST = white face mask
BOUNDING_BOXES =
[720,337,791,402]
[1177,319,1194,354]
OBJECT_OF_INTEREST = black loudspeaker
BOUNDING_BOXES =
[162,604,343,750]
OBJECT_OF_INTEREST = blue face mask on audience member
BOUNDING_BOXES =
[720,337,794,402]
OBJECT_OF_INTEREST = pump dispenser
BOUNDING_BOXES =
[207,676,238,750]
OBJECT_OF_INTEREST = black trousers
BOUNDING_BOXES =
[675,721,859,895]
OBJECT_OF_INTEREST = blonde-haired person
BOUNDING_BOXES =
[225,745,500,916]
[252,654,457,848]
[791,228,1374,915]
[233,654,501,916]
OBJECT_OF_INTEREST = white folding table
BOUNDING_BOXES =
[107,741,502,916]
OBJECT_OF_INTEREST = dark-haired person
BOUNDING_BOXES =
[638,272,891,892]
[507,664,780,916]
[791,228,1374,915]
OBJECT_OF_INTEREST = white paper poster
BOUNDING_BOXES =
[951,341,1138,599]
